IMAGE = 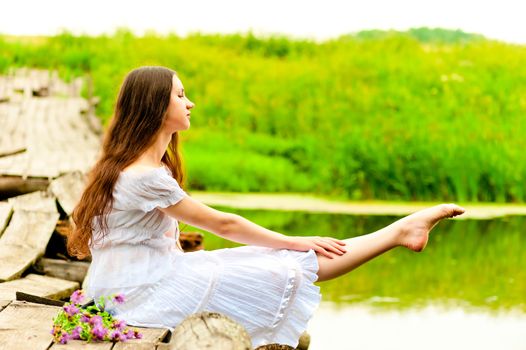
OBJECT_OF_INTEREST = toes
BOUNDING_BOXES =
[442,203,466,217]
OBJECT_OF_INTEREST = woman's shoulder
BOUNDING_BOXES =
[121,163,166,175]
[114,163,186,212]
[115,162,182,191]
[118,164,171,182]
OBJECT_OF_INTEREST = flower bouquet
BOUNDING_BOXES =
[51,289,142,344]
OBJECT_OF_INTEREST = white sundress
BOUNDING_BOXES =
[84,165,321,348]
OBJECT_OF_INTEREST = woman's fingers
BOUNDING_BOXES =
[315,246,334,259]
[330,237,347,246]
[316,239,343,258]
[318,238,347,254]
[329,239,347,253]
[317,239,345,256]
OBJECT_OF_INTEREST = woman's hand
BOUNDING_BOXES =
[286,236,347,259]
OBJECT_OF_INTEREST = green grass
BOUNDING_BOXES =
[1,28,525,202]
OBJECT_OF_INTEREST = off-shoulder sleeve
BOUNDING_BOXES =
[116,169,187,212]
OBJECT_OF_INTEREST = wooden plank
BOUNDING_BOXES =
[0,77,12,103]
[112,327,170,350]
[0,245,42,282]
[50,340,113,349]
[113,343,157,350]
[46,323,167,349]
[0,69,101,180]
[35,258,90,284]
[0,103,25,156]
[0,202,12,236]
[0,176,49,196]
[0,300,11,311]
[0,114,90,176]
[0,208,57,246]
[16,291,65,306]
[0,209,59,281]
[49,172,86,216]
[49,327,169,349]
[7,191,57,213]
[0,152,31,177]
[0,300,56,349]
[28,97,95,177]
[134,328,169,344]
[0,274,79,300]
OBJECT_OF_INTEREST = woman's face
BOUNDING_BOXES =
[163,74,194,132]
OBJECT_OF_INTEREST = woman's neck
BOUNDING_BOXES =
[137,131,172,166]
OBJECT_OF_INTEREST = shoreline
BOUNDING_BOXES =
[192,192,526,219]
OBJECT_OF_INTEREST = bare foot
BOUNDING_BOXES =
[395,204,465,252]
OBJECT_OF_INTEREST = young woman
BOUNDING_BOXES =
[68,66,465,348]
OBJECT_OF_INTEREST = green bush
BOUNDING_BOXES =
[2,28,525,202]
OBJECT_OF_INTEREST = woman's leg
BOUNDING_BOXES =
[316,204,465,281]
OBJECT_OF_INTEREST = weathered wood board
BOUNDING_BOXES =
[49,171,87,216]
[54,327,170,350]
[50,341,113,349]
[0,191,59,281]
[0,300,11,312]
[0,103,25,157]
[7,190,57,213]
[0,209,59,281]
[0,97,101,178]
[0,69,102,195]
[112,344,158,350]
[0,301,56,349]
[0,176,50,197]
[3,67,85,104]
[0,202,12,236]
[0,274,78,300]
[0,298,170,350]
[35,258,90,284]
[112,328,170,350]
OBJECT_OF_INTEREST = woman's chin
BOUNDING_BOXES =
[173,123,191,132]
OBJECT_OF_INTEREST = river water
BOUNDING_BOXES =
[309,302,526,349]
[202,208,526,349]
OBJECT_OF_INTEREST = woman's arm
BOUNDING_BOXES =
[158,196,346,258]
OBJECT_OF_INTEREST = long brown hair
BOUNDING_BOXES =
[67,66,185,259]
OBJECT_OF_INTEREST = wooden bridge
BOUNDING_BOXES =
[0,67,101,198]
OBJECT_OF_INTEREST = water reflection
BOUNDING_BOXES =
[195,208,526,312]
[190,208,526,349]
[309,302,526,350]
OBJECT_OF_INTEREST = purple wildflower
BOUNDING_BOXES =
[124,330,134,340]
[111,330,127,342]
[134,330,143,339]
[112,319,127,331]
[70,290,85,305]
[80,314,91,323]
[91,324,108,340]
[60,333,70,344]
[71,326,82,340]
[89,315,103,326]
[63,304,79,317]
[113,293,126,304]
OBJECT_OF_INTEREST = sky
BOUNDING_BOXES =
[1,0,525,44]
